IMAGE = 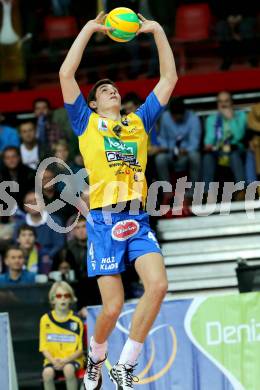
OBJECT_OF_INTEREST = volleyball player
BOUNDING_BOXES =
[60,11,177,390]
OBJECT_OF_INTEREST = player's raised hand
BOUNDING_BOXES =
[87,11,113,34]
[136,14,162,35]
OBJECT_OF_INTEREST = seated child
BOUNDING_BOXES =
[39,281,84,390]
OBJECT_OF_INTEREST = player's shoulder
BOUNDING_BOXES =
[128,111,142,121]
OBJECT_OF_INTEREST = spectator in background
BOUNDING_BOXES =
[148,0,175,36]
[52,140,81,184]
[17,224,47,274]
[15,191,65,269]
[41,168,62,216]
[203,91,246,194]
[67,215,101,306]
[67,215,87,277]
[40,281,84,390]
[0,146,35,209]
[40,165,77,225]
[156,97,201,200]
[210,0,258,70]
[0,246,36,286]
[52,248,78,281]
[121,92,141,116]
[33,98,72,151]
[245,103,260,191]
[0,113,20,154]
[50,0,71,16]
[19,120,47,169]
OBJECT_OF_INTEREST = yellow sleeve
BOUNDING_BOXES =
[39,314,48,352]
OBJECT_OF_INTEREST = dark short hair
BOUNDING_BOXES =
[17,224,37,238]
[4,245,24,259]
[33,97,51,109]
[2,146,21,157]
[18,119,37,129]
[169,97,185,115]
[87,79,117,108]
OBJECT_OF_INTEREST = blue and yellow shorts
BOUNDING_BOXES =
[86,210,161,277]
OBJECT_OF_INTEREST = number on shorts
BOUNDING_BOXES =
[89,242,94,259]
[148,231,157,242]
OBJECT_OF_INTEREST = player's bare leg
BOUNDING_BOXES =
[130,252,168,341]
[84,275,124,390]
[95,274,125,342]
[109,253,167,389]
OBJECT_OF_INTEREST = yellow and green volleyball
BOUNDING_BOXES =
[105,7,140,42]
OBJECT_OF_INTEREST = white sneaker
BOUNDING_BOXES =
[109,363,139,389]
[83,354,106,390]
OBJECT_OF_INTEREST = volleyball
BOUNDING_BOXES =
[105,7,140,42]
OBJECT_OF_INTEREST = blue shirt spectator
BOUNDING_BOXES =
[14,191,65,270]
[155,98,201,199]
[0,269,36,286]
[0,122,20,153]
[0,246,36,287]
[158,110,201,152]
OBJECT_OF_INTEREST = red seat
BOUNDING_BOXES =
[175,3,212,41]
[44,16,79,40]
[173,3,213,73]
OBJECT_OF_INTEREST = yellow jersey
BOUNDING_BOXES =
[65,91,164,210]
[39,310,84,367]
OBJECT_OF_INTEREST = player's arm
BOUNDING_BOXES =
[137,14,178,105]
[59,12,111,104]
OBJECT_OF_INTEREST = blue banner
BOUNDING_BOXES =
[87,299,234,389]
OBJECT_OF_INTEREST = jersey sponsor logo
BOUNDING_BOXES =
[70,322,78,332]
[104,137,140,166]
[112,220,139,241]
[98,118,108,131]
[100,256,118,271]
[127,126,137,134]
[46,333,76,343]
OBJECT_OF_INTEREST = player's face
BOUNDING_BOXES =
[5,249,25,271]
[18,230,35,249]
[95,84,121,112]
[54,287,71,311]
